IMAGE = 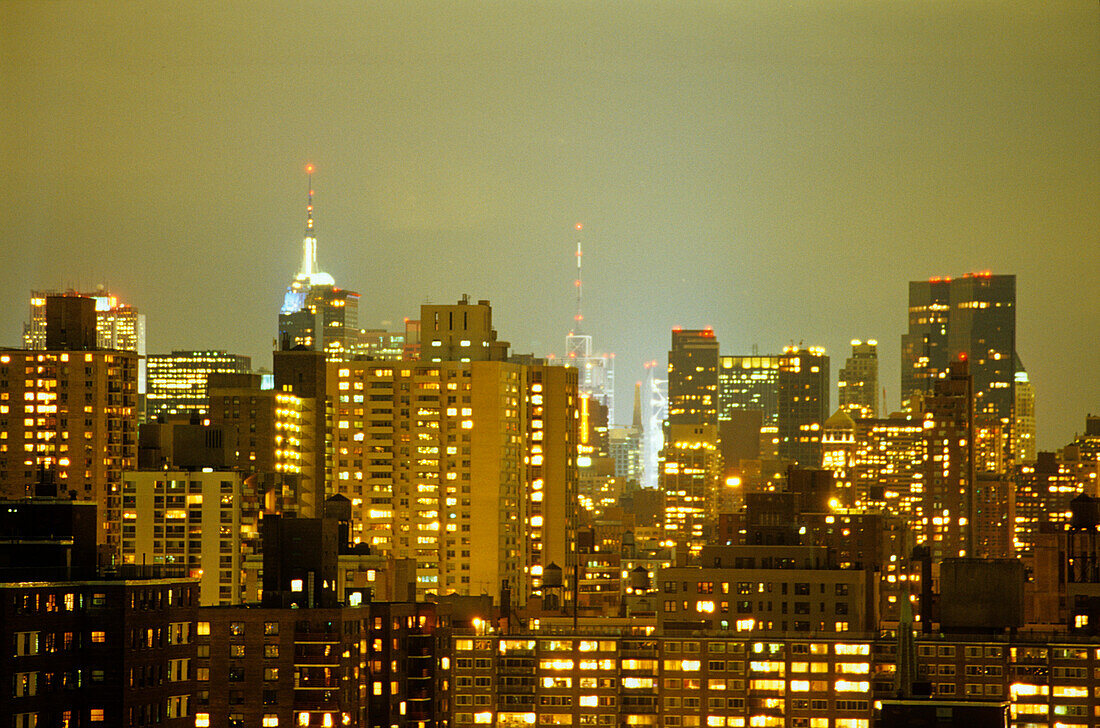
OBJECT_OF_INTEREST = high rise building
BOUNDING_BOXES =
[718,354,781,424]
[145,350,252,421]
[278,166,362,359]
[0,296,138,558]
[1014,451,1081,559]
[24,287,147,394]
[901,273,1016,453]
[121,469,256,605]
[838,339,879,418]
[776,346,830,467]
[850,414,926,516]
[659,424,720,557]
[328,299,577,603]
[666,328,719,428]
[919,359,975,561]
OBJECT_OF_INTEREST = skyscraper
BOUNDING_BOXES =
[718,354,781,424]
[0,296,138,559]
[901,273,1016,451]
[776,346,830,467]
[1015,357,1037,464]
[145,350,252,421]
[659,423,720,557]
[327,299,577,603]
[666,328,719,428]
[24,287,147,394]
[837,339,879,418]
[279,166,361,359]
[919,359,976,561]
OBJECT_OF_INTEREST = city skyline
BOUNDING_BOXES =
[3,1,1098,450]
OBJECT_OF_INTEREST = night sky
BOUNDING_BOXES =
[2,1,1097,450]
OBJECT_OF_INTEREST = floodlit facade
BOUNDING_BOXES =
[145,350,252,421]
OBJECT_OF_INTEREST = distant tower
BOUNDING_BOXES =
[563,223,615,424]
[641,361,667,489]
[1014,356,1036,464]
[666,328,719,428]
[25,287,147,394]
[278,165,361,360]
[901,273,1016,457]
[838,339,879,418]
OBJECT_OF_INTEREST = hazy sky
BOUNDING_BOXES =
[2,1,1097,449]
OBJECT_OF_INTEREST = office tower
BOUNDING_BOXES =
[900,277,952,406]
[838,339,879,418]
[24,287,147,393]
[666,328,719,427]
[421,295,510,362]
[328,299,577,603]
[1015,358,1037,464]
[121,469,255,605]
[659,423,720,556]
[901,273,1016,452]
[776,346,830,467]
[0,296,138,558]
[718,354,781,424]
[145,350,252,421]
[278,167,361,359]
[564,224,615,424]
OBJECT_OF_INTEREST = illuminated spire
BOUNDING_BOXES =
[301,164,318,278]
[293,164,334,287]
[573,222,584,335]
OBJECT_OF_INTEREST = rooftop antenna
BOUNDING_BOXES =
[301,164,317,278]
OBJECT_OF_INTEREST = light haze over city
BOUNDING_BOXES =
[2,1,1097,449]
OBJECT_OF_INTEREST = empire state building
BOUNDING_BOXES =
[278,165,360,358]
